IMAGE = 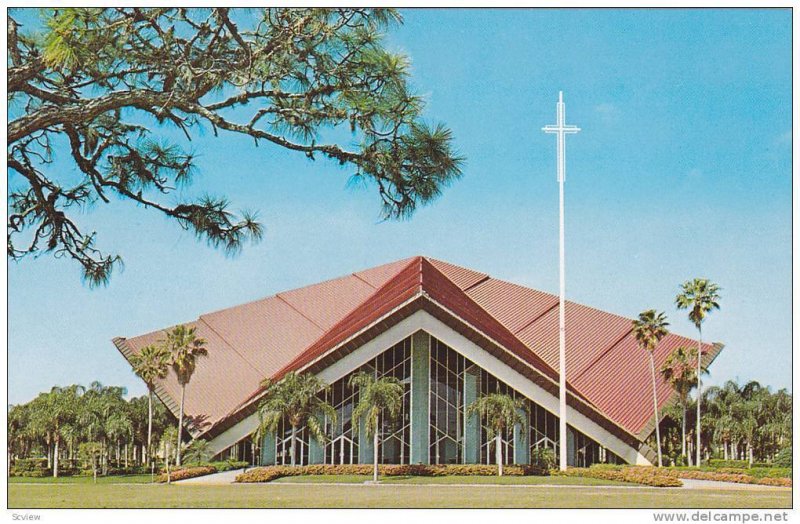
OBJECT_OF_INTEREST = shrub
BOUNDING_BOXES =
[774,447,792,468]
[531,448,557,470]
[236,463,548,483]
[672,455,688,467]
[706,459,771,469]
[199,460,249,472]
[553,466,682,488]
[156,465,217,483]
[663,467,791,487]
[9,458,49,477]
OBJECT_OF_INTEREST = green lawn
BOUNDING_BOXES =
[9,483,791,509]
[9,474,155,484]
[272,474,632,486]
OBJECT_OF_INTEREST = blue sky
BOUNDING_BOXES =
[8,8,792,405]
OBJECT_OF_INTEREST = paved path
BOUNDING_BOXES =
[174,468,247,484]
[678,479,789,491]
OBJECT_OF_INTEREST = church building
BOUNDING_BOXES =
[113,256,722,467]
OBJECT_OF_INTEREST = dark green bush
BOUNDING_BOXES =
[707,459,771,469]
[10,458,49,477]
[774,448,792,468]
[531,448,557,470]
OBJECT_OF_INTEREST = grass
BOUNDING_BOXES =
[272,474,633,486]
[8,474,155,484]
[8,483,791,509]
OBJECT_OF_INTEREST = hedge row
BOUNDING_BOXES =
[664,468,792,487]
[681,466,792,480]
[707,459,772,469]
[157,466,217,483]
[172,460,249,473]
[553,466,682,488]
[236,463,547,483]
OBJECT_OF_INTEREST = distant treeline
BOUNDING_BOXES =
[7,382,175,477]
[652,379,791,467]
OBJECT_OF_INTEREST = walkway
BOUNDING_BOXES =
[678,479,789,491]
[174,468,247,484]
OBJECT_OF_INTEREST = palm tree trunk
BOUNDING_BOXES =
[53,436,59,478]
[147,387,153,470]
[373,414,380,482]
[681,404,687,459]
[696,326,703,467]
[649,353,662,467]
[748,444,754,468]
[496,434,503,476]
[166,444,171,485]
[290,425,297,467]
[177,385,185,466]
[723,440,728,460]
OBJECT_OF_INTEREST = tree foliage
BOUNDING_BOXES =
[258,371,336,443]
[8,8,463,286]
[349,370,403,439]
[632,309,669,354]
[654,379,791,466]
[8,381,174,475]
[675,279,721,330]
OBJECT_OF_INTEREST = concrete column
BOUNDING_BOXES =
[567,426,576,467]
[261,432,276,465]
[463,365,481,464]
[410,330,430,464]
[358,418,374,464]
[513,407,530,465]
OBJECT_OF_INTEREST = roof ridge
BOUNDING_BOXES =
[275,256,423,374]
[192,257,416,320]
[419,258,562,383]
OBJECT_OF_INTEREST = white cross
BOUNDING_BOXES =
[542,91,580,182]
[542,91,580,471]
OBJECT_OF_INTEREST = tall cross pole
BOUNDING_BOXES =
[542,91,580,472]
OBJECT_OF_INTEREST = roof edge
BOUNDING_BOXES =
[111,336,187,432]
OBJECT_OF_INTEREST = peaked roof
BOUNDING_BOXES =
[113,256,722,443]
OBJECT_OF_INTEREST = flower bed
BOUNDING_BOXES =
[552,466,682,487]
[236,463,547,483]
[157,465,217,483]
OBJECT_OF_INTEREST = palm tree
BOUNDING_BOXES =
[349,371,404,482]
[676,278,721,466]
[34,385,84,477]
[129,344,170,469]
[661,345,702,461]
[257,371,336,467]
[160,426,178,484]
[632,309,669,467]
[183,439,212,465]
[467,393,526,476]
[163,324,208,466]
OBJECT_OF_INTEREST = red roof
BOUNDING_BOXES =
[114,256,722,441]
